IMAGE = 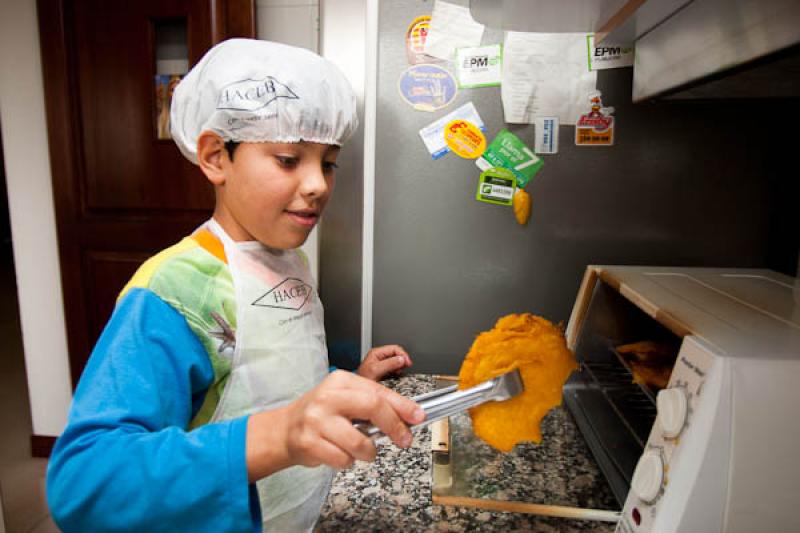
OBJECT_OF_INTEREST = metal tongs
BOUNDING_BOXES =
[354,369,525,442]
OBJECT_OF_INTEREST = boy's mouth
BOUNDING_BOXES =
[285,209,320,227]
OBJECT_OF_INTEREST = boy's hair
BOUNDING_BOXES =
[224,141,239,161]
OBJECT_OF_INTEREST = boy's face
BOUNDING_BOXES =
[213,140,340,249]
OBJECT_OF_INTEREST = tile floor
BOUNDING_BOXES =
[0,249,60,532]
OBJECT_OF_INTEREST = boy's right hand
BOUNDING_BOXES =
[245,371,424,481]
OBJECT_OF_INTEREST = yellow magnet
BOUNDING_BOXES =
[443,119,486,159]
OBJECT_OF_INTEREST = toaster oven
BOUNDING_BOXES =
[564,265,800,532]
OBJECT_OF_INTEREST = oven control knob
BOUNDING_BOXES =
[657,387,688,439]
[631,451,664,503]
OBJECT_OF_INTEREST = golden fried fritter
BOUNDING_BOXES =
[458,314,578,452]
[616,341,676,390]
[627,361,672,390]
[616,341,676,366]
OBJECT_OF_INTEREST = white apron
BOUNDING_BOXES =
[206,219,334,532]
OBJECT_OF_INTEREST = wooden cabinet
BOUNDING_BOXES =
[38,0,254,387]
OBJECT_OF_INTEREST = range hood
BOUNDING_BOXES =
[470,0,800,101]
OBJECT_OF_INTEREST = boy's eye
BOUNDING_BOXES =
[323,161,339,172]
[275,155,299,168]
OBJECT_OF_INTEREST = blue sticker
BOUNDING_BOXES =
[398,64,458,112]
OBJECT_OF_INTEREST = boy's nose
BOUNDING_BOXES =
[299,166,330,198]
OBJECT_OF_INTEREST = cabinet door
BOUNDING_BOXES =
[38,0,254,386]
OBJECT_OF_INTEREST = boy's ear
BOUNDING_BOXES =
[196,131,227,186]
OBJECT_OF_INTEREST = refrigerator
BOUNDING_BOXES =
[319,0,799,375]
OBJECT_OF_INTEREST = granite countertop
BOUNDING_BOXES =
[316,374,620,532]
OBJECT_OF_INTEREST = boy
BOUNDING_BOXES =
[46,39,422,532]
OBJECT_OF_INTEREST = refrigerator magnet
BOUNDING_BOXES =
[444,119,486,159]
[587,34,634,71]
[398,64,458,112]
[575,92,615,146]
[476,129,543,188]
[534,117,559,154]
[455,44,502,88]
[419,101,485,159]
[476,167,516,206]
[405,16,438,65]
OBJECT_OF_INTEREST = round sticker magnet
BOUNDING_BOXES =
[444,119,486,159]
[405,16,437,64]
[398,64,458,112]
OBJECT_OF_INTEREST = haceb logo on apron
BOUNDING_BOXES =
[252,278,312,310]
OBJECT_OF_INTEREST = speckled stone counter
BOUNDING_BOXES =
[316,375,619,532]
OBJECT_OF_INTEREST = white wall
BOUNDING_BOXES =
[257,0,319,51]
[0,0,72,436]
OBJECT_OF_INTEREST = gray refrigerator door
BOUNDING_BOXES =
[369,0,789,374]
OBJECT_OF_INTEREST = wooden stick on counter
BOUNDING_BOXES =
[432,495,621,523]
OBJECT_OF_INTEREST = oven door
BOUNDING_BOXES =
[564,270,682,505]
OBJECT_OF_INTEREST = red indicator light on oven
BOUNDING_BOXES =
[632,507,642,525]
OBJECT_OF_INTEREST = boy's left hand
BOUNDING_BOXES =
[357,344,413,381]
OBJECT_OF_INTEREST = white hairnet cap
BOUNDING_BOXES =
[171,38,359,164]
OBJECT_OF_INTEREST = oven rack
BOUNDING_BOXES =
[580,360,658,448]
[609,347,659,404]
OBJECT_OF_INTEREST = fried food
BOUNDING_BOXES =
[458,313,578,452]
[616,341,675,366]
[616,341,677,390]
[627,360,672,390]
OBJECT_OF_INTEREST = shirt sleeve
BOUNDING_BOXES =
[46,288,261,532]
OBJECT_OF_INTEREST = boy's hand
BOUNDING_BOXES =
[246,371,424,480]
[357,344,413,381]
